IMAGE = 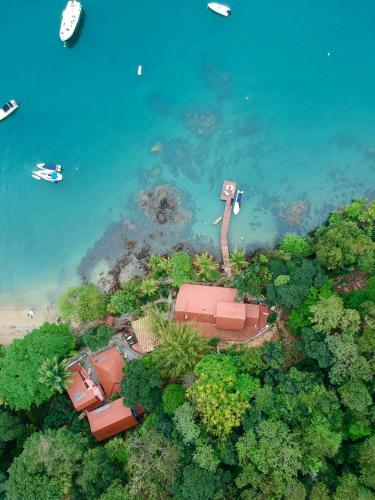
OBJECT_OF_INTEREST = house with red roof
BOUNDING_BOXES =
[66,364,105,412]
[66,346,143,441]
[175,284,269,341]
[87,398,144,441]
[90,347,125,397]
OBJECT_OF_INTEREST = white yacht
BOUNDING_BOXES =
[233,190,243,215]
[32,168,63,183]
[36,162,63,172]
[0,100,19,121]
[207,3,231,17]
[60,0,83,42]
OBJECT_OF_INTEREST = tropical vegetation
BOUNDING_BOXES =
[1,198,375,499]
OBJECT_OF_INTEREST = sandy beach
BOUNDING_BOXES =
[0,286,59,346]
[0,304,57,346]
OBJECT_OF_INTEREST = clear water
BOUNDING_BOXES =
[1,0,375,298]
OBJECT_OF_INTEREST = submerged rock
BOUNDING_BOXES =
[150,142,163,154]
[184,110,219,136]
[277,199,311,227]
[138,185,191,226]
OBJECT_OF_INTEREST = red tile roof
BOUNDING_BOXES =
[87,397,144,441]
[67,364,105,412]
[90,347,125,398]
[175,284,269,341]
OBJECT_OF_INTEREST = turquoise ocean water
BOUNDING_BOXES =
[1,0,375,299]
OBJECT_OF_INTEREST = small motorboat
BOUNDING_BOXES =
[32,168,63,183]
[233,190,243,215]
[36,162,63,172]
[60,0,83,42]
[137,65,143,76]
[0,100,19,121]
[207,2,231,17]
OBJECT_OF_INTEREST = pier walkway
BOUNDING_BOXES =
[220,180,236,278]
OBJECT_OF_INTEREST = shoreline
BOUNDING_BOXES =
[0,288,59,346]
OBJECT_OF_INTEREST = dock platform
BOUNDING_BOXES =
[220,180,236,277]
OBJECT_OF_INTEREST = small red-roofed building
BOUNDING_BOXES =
[87,397,144,441]
[175,284,269,341]
[90,347,125,398]
[66,364,105,412]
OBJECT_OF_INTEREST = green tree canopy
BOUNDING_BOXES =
[0,323,75,410]
[58,284,108,323]
[266,257,327,310]
[126,428,182,499]
[314,221,375,272]
[310,295,361,334]
[236,419,303,498]
[162,384,186,415]
[120,357,163,410]
[6,428,87,500]
[80,325,114,352]
[279,234,310,257]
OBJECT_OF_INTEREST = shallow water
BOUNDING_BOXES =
[1,0,375,299]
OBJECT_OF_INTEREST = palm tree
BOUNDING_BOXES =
[150,255,172,279]
[148,307,208,380]
[38,357,72,394]
[140,278,158,298]
[229,249,248,274]
[193,253,219,280]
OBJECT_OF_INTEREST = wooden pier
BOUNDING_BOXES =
[220,180,236,278]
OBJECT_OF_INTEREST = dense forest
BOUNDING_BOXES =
[0,198,374,499]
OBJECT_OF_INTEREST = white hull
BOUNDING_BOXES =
[233,190,243,215]
[36,163,62,172]
[32,168,63,183]
[207,2,231,16]
[0,100,19,121]
[60,0,82,42]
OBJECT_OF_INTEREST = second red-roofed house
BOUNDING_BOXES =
[87,397,144,441]
[66,364,105,412]
[90,347,125,398]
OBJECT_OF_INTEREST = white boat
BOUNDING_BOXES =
[0,100,19,121]
[60,0,83,42]
[32,169,63,183]
[36,162,63,172]
[233,190,243,215]
[207,2,231,16]
[137,65,143,76]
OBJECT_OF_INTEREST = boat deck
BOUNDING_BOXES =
[220,180,236,278]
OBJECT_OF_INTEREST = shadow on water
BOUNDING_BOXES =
[64,10,86,49]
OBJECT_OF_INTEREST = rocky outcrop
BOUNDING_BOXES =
[138,185,191,226]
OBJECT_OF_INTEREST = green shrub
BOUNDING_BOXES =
[108,280,141,315]
[58,284,108,324]
[279,235,310,257]
[81,325,114,352]
[162,384,186,415]
[170,252,194,287]
[268,311,277,324]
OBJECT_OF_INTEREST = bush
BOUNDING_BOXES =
[162,384,186,415]
[80,325,114,352]
[108,280,141,315]
[279,235,310,257]
[268,311,277,324]
[170,252,194,287]
[58,284,108,324]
